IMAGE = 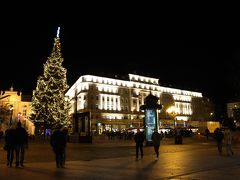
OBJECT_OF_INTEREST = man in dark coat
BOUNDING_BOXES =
[15,122,28,167]
[134,128,145,160]
[50,125,67,168]
[61,127,69,166]
[151,128,162,160]
[205,128,210,140]
[4,126,16,167]
[213,128,224,155]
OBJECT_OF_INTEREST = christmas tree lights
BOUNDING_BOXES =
[31,27,71,129]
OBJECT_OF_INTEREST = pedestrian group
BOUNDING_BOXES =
[1,125,236,169]
[4,122,28,167]
[3,122,68,169]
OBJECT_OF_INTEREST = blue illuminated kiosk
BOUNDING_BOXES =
[140,92,162,146]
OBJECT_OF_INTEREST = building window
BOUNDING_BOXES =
[22,105,27,117]
[105,125,111,131]
[23,109,27,117]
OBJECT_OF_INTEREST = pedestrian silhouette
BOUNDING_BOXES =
[134,128,144,160]
[224,128,234,156]
[61,126,69,166]
[205,128,210,140]
[15,121,28,167]
[0,130,4,141]
[151,128,162,160]
[4,125,16,167]
[213,128,224,155]
[50,124,67,168]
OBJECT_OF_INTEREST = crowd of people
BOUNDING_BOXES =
[132,126,236,161]
[103,126,236,160]
[4,122,28,167]
[1,124,237,169]
[2,122,68,169]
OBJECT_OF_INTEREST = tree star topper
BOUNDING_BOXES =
[57,27,60,38]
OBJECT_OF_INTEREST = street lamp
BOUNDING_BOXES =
[166,106,177,128]
[9,105,13,127]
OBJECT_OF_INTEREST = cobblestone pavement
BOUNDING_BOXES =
[0,135,239,179]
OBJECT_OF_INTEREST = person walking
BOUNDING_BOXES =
[15,121,28,167]
[134,128,145,160]
[205,128,210,140]
[50,125,67,168]
[151,128,162,160]
[61,126,68,166]
[224,128,234,156]
[4,126,16,167]
[213,128,224,155]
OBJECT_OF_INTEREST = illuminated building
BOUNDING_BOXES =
[0,86,35,134]
[227,101,240,118]
[66,74,211,134]
[227,100,240,127]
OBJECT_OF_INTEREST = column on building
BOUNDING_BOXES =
[137,98,139,111]
[117,96,121,111]
[104,95,107,110]
[141,92,144,106]
[113,96,116,110]
[109,96,112,110]
[100,94,103,110]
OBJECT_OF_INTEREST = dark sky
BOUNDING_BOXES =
[0,10,240,117]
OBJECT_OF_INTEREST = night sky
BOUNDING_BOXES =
[0,11,240,118]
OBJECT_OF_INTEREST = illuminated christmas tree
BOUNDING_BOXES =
[31,27,71,129]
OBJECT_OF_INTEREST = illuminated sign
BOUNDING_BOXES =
[145,109,157,142]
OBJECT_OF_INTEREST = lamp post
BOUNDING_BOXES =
[9,105,13,127]
[166,106,177,128]
[167,105,183,144]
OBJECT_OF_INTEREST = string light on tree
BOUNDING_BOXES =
[31,27,71,129]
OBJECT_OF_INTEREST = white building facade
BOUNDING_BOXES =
[66,74,206,134]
